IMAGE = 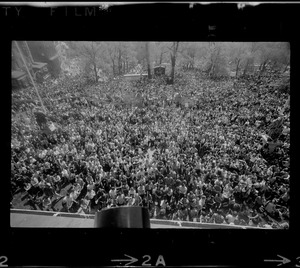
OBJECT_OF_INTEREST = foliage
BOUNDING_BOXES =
[22,42,290,85]
[105,42,138,76]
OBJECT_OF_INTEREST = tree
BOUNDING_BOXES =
[178,42,198,70]
[227,42,259,78]
[168,42,180,84]
[228,42,248,77]
[106,42,118,76]
[255,42,289,77]
[106,42,137,76]
[134,42,151,73]
[153,42,169,66]
[203,42,229,78]
[278,42,290,73]
[145,42,152,79]
[73,41,106,82]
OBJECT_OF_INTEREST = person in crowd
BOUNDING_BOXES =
[77,197,90,216]
[116,191,126,206]
[10,71,290,229]
[61,191,78,212]
[225,209,236,225]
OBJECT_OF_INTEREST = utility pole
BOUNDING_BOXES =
[24,41,35,63]
[145,42,152,79]
[14,41,47,114]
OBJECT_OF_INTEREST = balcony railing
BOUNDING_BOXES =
[10,209,263,229]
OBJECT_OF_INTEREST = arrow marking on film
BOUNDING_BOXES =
[264,255,291,266]
[111,254,138,266]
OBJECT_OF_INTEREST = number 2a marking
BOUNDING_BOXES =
[0,256,8,267]
[142,255,151,266]
[142,255,166,266]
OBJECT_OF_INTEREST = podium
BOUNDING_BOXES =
[94,206,150,228]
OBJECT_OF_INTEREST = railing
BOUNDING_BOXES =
[10,209,264,229]
[11,208,95,219]
[123,73,148,81]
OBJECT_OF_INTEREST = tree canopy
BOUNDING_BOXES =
[51,42,290,84]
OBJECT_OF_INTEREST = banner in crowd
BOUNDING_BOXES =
[260,133,282,153]
[268,117,284,140]
[34,111,47,127]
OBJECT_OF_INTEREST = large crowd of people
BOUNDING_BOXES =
[11,71,290,229]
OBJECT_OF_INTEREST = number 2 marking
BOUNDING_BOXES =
[296,256,300,267]
[142,255,151,266]
[0,256,8,267]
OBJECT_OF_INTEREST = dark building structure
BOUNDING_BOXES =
[12,41,61,90]
[27,41,61,78]
[154,66,166,76]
